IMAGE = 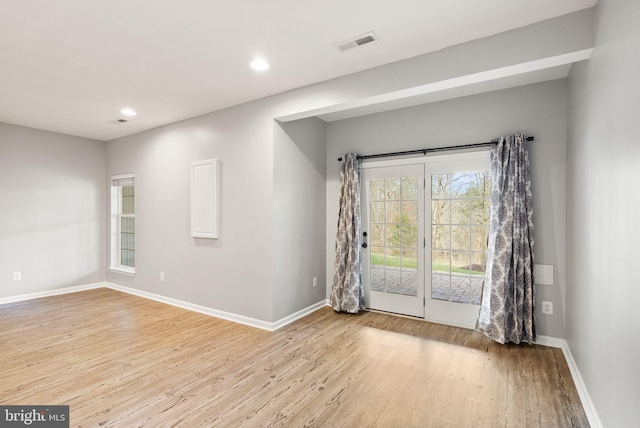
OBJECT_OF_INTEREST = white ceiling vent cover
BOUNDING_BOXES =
[335,32,379,52]
[109,118,128,124]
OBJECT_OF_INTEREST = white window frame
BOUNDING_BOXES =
[109,173,136,276]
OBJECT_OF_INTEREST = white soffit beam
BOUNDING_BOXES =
[276,49,593,123]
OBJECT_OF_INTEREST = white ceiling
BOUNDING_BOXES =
[0,0,595,141]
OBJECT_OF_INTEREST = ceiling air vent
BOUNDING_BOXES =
[109,118,128,124]
[335,31,379,52]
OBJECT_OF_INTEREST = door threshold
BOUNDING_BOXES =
[366,308,424,320]
[367,308,476,331]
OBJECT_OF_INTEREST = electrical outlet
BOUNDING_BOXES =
[313,277,318,288]
[13,272,21,281]
[160,272,165,281]
[541,301,553,315]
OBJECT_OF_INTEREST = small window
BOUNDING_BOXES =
[110,173,135,275]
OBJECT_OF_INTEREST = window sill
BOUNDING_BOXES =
[108,266,136,277]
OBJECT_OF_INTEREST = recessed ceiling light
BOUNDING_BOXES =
[250,59,269,71]
[120,108,137,117]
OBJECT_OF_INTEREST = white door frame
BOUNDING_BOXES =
[360,150,490,329]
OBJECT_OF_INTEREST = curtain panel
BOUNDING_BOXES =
[477,134,536,344]
[330,153,365,313]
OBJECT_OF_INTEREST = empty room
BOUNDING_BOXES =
[1,1,638,427]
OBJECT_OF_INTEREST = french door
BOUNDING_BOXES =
[361,164,425,318]
[361,152,490,328]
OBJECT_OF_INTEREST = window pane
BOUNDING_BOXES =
[370,246,384,292]
[432,225,450,249]
[450,173,471,198]
[120,217,135,267]
[471,251,487,272]
[451,199,471,224]
[371,202,385,223]
[386,201,401,225]
[402,176,418,200]
[371,223,385,246]
[452,276,471,304]
[471,252,487,273]
[471,226,489,251]
[370,179,386,201]
[400,269,417,296]
[431,174,450,199]
[451,251,471,273]
[401,224,418,247]
[432,250,450,274]
[385,267,401,294]
[402,201,418,224]
[451,225,470,250]
[370,247,384,266]
[122,185,135,215]
[121,217,135,234]
[432,273,450,301]
[386,178,401,200]
[121,250,135,268]
[401,248,417,269]
[470,172,492,199]
[471,199,490,225]
[432,200,450,225]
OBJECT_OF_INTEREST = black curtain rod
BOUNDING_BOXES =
[337,136,534,162]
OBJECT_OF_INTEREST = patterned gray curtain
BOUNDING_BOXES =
[476,134,535,344]
[330,153,365,313]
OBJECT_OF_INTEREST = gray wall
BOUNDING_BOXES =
[326,80,568,339]
[106,101,277,322]
[0,123,106,297]
[566,0,640,426]
[273,118,327,320]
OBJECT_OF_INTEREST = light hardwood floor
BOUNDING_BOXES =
[0,288,589,427]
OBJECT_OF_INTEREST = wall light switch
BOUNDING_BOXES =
[13,272,21,281]
[160,272,165,281]
[534,264,553,285]
[313,277,318,288]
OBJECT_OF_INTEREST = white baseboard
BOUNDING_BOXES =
[0,283,103,305]
[272,299,329,330]
[535,335,602,428]
[534,334,565,348]
[105,282,327,332]
[559,339,604,428]
[1,282,328,333]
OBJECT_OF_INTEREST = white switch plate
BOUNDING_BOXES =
[160,272,165,281]
[313,277,318,288]
[541,301,553,315]
[13,272,21,281]
[534,264,553,285]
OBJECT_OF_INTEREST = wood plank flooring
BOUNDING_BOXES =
[0,288,589,427]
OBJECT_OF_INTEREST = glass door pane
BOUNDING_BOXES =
[431,171,490,305]
[369,176,419,296]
